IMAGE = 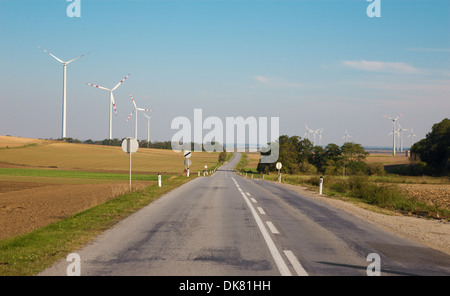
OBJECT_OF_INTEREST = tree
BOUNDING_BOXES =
[411,118,450,176]
[340,142,368,175]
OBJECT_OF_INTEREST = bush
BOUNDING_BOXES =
[366,163,385,176]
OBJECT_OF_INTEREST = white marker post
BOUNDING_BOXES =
[121,137,139,191]
[276,162,282,183]
[184,150,192,177]
[319,176,323,195]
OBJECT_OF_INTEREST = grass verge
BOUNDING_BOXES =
[0,175,193,276]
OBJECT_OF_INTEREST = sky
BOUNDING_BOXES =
[0,0,449,148]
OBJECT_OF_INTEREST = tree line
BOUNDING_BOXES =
[257,135,378,176]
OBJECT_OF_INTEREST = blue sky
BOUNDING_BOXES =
[0,0,449,148]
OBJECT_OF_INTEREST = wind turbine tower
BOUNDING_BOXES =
[143,114,151,148]
[408,128,417,148]
[39,47,89,139]
[87,74,130,139]
[397,123,408,152]
[383,113,404,156]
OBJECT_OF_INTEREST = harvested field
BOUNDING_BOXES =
[398,183,450,209]
[0,181,153,240]
[0,136,219,241]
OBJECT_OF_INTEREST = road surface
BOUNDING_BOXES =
[40,153,450,276]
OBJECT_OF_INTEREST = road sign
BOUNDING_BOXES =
[121,138,139,191]
[184,150,192,158]
[122,137,139,154]
[276,162,282,170]
[184,158,192,168]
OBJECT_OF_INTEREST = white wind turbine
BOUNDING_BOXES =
[315,128,324,146]
[397,123,408,152]
[383,113,404,156]
[38,46,89,139]
[126,93,151,140]
[408,128,417,148]
[87,74,130,139]
[304,124,314,142]
[143,114,151,148]
[342,129,352,143]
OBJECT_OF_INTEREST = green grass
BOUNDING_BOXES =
[0,168,169,181]
[0,175,193,276]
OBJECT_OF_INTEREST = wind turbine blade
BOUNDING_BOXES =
[38,46,65,64]
[130,93,137,108]
[137,108,152,111]
[143,114,150,119]
[112,74,130,91]
[87,83,110,92]
[66,51,90,64]
[383,114,394,120]
[111,93,118,115]
[394,113,405,121]
[126,111,134,122]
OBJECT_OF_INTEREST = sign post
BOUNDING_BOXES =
[184,150,192,177]
[121,137,139,191]
[276,162,282,182]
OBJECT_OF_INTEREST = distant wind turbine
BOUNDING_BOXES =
[383,113,404,156]
[397,123,408,152]
[87,74,130,139]
[342,129,352,143]
[126,93,151,140]
[304,124,315,144]
[38,46,89,139]
[408,128,417,148]
[143,114,151,148]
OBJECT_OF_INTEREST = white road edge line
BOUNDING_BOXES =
[231,177,291,276]
[266,221,279,234]
[283,250,308,276]
[257,207,266,215]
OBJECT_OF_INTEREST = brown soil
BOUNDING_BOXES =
[0,181,152,240]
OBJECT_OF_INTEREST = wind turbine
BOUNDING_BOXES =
[38,46,89,139]
[314,128,324,146]
[143,114,151,148]
[397,123,408,152]
[87,74,130,139]
[408,128,417,148]
[342,129,352,143]
[383,113,404,156]
[126,93,151,140]
[304,124,314,142]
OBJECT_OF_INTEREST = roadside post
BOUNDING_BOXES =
[204,165,208,176]
[121,137,139,191]
[276,162,282,183]
[319,176,323,195]
[184,150,192,177]
[158,172,161,187]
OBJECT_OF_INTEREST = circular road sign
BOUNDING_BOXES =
[184,150,192,158]
[276,162,282,170]
[122,138,139,154]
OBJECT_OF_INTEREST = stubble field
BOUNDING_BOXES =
[0,136,219,240]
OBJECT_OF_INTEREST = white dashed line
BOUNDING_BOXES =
[283,250,308,276]
[250,197,257,203]
[257,207,266,215]
[231,178,291,276]
[266,221,279,234]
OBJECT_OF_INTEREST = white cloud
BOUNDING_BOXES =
[342,60,422,74]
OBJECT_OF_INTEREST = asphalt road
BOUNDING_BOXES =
[40,153,450,276]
